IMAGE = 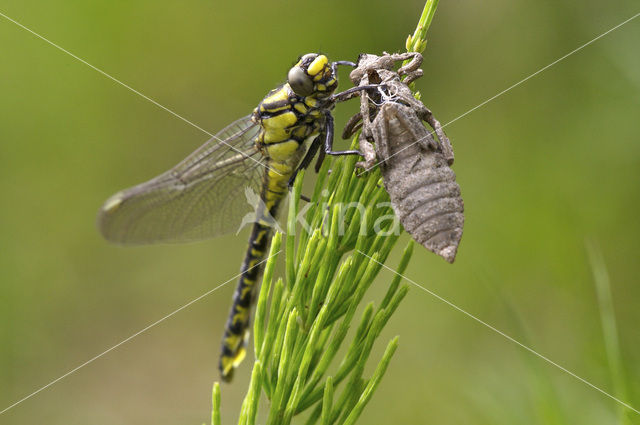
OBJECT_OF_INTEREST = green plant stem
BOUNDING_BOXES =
[586,240,631,425]
[209,2,440,423]
[211,382,221,425]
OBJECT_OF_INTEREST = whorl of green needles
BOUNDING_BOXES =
[210,2,438,423]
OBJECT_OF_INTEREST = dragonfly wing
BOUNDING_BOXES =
[98,115,266,244]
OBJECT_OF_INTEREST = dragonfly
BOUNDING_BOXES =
[97,53,376,381]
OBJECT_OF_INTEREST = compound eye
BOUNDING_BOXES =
[287,66,314,97]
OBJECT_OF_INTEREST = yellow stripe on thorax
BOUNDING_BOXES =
[262,86,289,106]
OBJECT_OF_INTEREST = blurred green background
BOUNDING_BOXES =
[1,0,639,424]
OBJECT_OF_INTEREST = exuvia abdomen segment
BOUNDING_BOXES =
[374,102,464,263]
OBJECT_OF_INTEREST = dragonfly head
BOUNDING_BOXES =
[287,53,337,99]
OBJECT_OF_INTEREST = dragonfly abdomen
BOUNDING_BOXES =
[219,217,273,380]
[219,54,337,381]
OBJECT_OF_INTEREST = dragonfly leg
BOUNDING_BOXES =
[314,147,326,173]
[331,60,357,75]
[288,136,322,189]
[323,113,362,157]
[330,84,384,103]
[342,111,363,140]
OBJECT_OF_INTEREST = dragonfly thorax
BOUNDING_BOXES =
[253,54,338,158]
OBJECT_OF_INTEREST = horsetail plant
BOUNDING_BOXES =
[208,2,439,423]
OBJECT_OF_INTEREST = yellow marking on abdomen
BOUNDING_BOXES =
[232,306,249,325]
[240,284,253,299]
[225,333,242,349]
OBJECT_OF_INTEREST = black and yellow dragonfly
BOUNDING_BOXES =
[97,53,372,381]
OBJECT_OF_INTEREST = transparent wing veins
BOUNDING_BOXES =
[98,115,265,244]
